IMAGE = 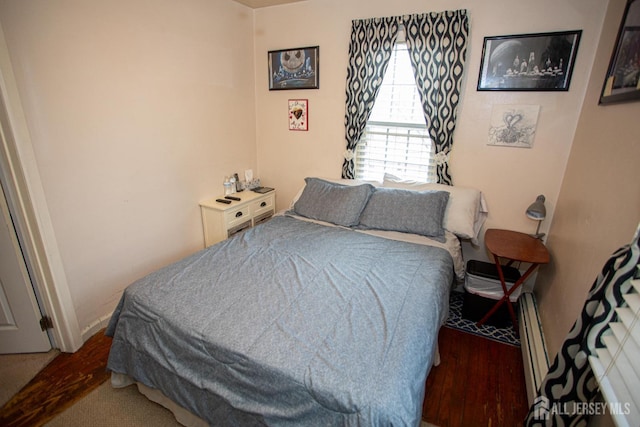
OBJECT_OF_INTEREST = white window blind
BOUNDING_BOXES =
[355,35,436,183]
[588,277,640,426]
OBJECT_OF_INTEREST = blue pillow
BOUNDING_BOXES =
[357,187,449,238]
[293,178,374,227]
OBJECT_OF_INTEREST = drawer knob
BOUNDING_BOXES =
[260,201,267,207]
[236,212,243,218]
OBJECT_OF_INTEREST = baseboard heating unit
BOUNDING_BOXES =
[519,292,550,405]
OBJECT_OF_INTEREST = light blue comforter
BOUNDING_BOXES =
[106,215,453,426]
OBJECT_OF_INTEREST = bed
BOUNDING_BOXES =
[106,176,487,426]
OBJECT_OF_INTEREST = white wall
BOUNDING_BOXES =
[0,0,258,336]
[536,0,640,358]
[253,0,607,264]
[0,0,625,350]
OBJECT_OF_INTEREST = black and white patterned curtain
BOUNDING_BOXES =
[341,17,399,179]
[525,224,640,426]
[341,10,468,184]
[402,10,468,185]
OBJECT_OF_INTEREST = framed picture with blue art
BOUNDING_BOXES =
[268,46,319,90]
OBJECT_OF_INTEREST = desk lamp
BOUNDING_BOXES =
[526,195,546,239]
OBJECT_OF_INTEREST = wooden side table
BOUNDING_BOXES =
[478,229,550,331]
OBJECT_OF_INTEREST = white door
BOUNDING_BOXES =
[0,180,51,354]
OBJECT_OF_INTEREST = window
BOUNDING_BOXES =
[355,37,435,182]
[588,278,640,426]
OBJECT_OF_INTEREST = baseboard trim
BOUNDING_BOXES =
[80,313,112,343]
[519,292,550,405]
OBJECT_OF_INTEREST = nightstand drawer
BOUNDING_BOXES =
[251,194,275,216]
[225,206,250,228]
[227,219,252,238]
[254,211,273,226]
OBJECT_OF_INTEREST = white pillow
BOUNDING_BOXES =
[382,173,487,243]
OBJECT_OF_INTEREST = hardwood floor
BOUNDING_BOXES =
[0,326,529,426]
[0,331,112,427]
[423,326,529,426]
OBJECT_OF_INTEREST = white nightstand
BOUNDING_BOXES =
[199,190,275,247]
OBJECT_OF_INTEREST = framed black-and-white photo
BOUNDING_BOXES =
[477,30,582,91]
[268,46,319,90]
[600,0,640,104]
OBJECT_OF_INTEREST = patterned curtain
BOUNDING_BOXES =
[341,17,399,179]
[525,224,640,426]
[402,10,469,185]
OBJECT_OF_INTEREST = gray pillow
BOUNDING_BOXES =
[357,187,449,238]
[293,178,374,227]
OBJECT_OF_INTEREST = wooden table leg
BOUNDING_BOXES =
[476,258,540,333]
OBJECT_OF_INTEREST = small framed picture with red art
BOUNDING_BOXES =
[288,99,308,131]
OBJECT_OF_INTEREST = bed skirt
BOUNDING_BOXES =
[111,372,209,427]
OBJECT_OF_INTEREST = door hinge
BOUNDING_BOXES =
[40,315,54,331]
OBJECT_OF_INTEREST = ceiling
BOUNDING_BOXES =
[231,0,306,8]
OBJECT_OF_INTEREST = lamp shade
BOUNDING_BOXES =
[526,195,546,220]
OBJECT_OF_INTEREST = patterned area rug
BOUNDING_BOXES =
[445,291,520,347]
